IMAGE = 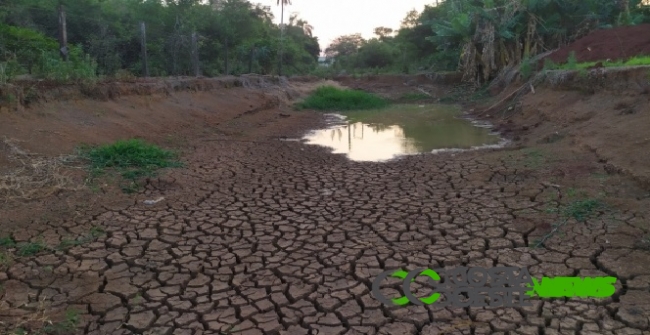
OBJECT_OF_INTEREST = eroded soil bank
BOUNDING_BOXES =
[0,74,649,335]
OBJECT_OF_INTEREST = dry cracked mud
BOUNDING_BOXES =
[1,93,650,335]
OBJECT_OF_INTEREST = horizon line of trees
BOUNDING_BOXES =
[0,0,320,81]
[2,0,650,84]
[323,0,650,84]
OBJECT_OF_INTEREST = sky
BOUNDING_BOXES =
[254,0,437,54]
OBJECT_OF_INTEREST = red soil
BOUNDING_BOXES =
[543,23,650,64]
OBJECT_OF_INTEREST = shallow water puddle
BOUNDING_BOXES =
[302,104,505,162]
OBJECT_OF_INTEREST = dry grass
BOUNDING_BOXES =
[0,293,80,335]
[0,295,49,334]
[0,137,85,202]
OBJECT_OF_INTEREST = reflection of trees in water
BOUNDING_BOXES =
[328,127,345,142]
[353,123,364,139]
[401,137,419,153]
[399,120,498,149]
[365,123,393,133]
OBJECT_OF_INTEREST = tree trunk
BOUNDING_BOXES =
[524,15,536,58]
[279,2,284,76]
[58,5,68,61]
[224,37,229,75]
[249,47,254,73]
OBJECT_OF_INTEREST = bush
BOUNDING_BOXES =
[296,85,389,111]
[356,40,398,68]
[1,24,98,82]
[35,47,98,82]
[520,57,533,79]
[566,51,578,70]
[543,58,559,71]
[80,139,182,192]
[0,24,58,74]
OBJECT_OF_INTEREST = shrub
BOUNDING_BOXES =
[566,51,578,70]
[80,139,182,192]
[296,85,389,111]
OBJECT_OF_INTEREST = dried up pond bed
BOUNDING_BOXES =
[0,75,649,335]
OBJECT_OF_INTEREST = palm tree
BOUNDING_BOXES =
[253,4,274,23]
[277,0,291,76]
[296,18,314,36]
[287,13,314,36]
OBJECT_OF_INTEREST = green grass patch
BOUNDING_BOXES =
[296,85,389,111]
[534,196,609,248]
[57,226,106,250]
[42,309,81,335]
[0,251,13,268]
[79,139,182,193]
[545,55,650,71]
[0,228,105,265]
[0,236,16,247]
[562,199,605,222]
[16,241,47,256]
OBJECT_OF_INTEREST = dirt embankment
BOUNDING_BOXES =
[332,72,464,101]
[474,66,650,189]
[541,23,650,65]
[335,66,650,190]
[0,75,336,154]
[0,75,341,230]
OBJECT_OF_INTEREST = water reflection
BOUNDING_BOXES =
[305,123,420,161]
[302,104,504,162]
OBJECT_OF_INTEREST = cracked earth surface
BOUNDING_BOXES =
[1,101,650,335]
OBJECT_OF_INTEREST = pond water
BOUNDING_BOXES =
[301,104,506,162]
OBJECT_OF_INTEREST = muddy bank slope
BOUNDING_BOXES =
[487,67,650,188]
[0,75,336,155]
[0,75,337,230]
[334,68,650,189]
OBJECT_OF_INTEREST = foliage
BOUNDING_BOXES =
[355,39,398,68]
[544,55,650,70]
[324,0,649,81]
[2,0,649,81]
[324,34,365,58]
[0,0,320,78]
[520,57,533,80]
[533,197,607,248]
[0,236,16,247]
[17,241,47,256]
[80,139,182,192]
[543,58,558,71]
[566,51,579,70]
[296,86,389,111]
[0,23,97,81]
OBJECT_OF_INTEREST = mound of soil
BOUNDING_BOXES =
[332,73,463,101]
[543,23,650,64]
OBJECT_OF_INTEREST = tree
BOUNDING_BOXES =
[373,26,394,40]
[288,13,313,35]
[324,34,365,58]
[296,19,314,36]
[277,0,291,76]
[356,39,397,68]
[0,0,322,78]
[401,9,419,28]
